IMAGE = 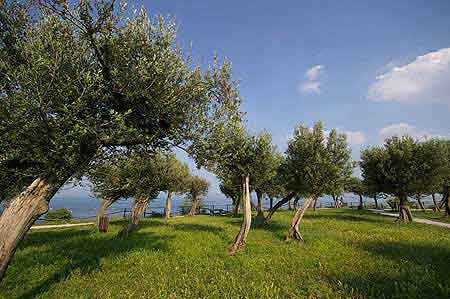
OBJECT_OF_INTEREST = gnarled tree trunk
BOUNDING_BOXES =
[0,176,62,282]
[255,191,265,222]
[398,195,412,223]
[229,175,251,255]
[118,196,149,237]
[96,196,119,230]
[373,194,378,209]
[286,197,314,241]
[188,196,199,216]
[264,192,295,223]
[416,194,425,211]
[431,193,440,212]
[164,191,171,220]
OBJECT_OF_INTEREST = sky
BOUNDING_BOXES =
[59,0,450,201]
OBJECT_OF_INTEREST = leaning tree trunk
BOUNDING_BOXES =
[118,196,149,237]
[188,196,199,216]
[96,196,119,229]
[0,176,63,282]
[264,192,296,223]
[229,175,251,255]
[416,194,425,211]
[255,191,265,222]
[373,194,378,209]
[164,191,172,220]
[398,195,413,223]
[431,194,440,212]
[286,197,314,241]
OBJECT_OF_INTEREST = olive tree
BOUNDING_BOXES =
[346,177,366,210]
[283,123,352,241]
[159,153,190,220]
[186,175,209,216]
[219,175,242,216]
[0,0,240,280]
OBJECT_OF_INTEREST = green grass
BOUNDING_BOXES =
[1,209,449,299]
[411,210,450,224]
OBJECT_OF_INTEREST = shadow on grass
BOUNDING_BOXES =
[304,212,385,224]
[14,228,174,299]
[327,240,450,298]
[171,223,224,234]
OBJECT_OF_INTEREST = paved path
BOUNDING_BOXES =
[30,222,94,230]
[369,209,450,229]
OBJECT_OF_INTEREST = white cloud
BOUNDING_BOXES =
[299,65,324,94]
[306,65,324,80]
[368,48,450,103]
[379,123,443,141]
[300,81,321,93]
[344,130,366,146]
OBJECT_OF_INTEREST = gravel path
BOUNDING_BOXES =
[369,209,450,229]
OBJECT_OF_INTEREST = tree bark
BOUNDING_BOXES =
[188,196,199,216]
[373,194,378,209]
[96,196,119,230]
[264,192,296,223]
[416,194,425,211]
[255,191,265,221]
[332,194,338,208]
[288,199,293,210]
[431,193,440,212]
[269,197,273,210]
[398,195,413,223]
[286,197,314,241]
[229,175,251,255]
[312,198,318,211]
[118,196,149,237]
[164,191,171,220]
[358,194,363,210]
[0,177,62,282]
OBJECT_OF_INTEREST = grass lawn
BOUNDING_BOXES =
[411,210,450,224]
[1,209,449,299]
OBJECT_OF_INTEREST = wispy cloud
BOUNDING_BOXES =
[299,64,324,94]
[379,123,445,142]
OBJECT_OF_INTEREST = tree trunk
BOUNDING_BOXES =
[264,192,296,223]
[232,195,241,217]
[312,198,318,211]
[96,196,118,230]
[431,193,440,212]
[118,196,149,237]
[269,197,273,210]
[443,183,450,217]
[255,191,265,222]
[288,199,293,210]
[188,196,199,216]
[332,194,337,208]
[164,191,171,220]
[229,175,251,255]
[286,197,314,241]
[358,194,363,210]
[373,194,378,209]
[0,177,62,282]
[398,195,412,223]
[416,194,425,211]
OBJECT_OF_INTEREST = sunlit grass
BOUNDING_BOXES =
[1,209,449,299]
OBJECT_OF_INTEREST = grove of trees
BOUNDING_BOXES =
[1,0,450,284]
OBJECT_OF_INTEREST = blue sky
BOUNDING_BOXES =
[60,0,450,201]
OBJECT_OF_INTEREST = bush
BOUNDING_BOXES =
[44,208,73,222]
